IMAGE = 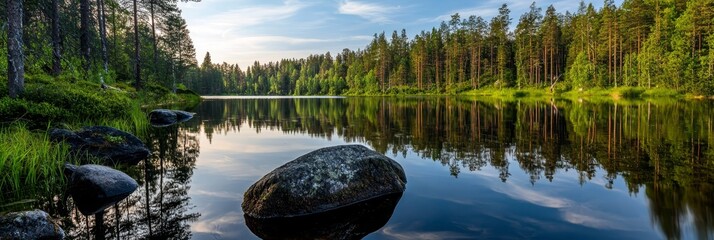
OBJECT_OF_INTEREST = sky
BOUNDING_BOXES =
[177,0,619,69]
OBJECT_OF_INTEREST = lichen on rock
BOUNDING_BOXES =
[242,145,407,218]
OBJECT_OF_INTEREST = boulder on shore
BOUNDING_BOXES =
[149,109,195,127]
[65,164,139,215]
[242,145,407,218]
[0,210,65,240]
[50,126,150,165]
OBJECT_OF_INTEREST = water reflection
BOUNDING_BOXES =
[4,97,712,239]
[43,123,202,239]
[245,193,402,240]
[188,97,714,239]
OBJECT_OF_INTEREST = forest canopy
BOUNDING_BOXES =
[190,0,714,96]
[1,0,198,96]
[2,0,713,97]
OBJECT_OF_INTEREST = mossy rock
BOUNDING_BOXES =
[50,126,150,165]
[242,145,407,218]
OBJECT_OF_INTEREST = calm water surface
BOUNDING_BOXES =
[5,96,714,239]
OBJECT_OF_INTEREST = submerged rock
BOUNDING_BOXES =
[245,192,402,240]
[50,126,150,165]
[0,210,65,240]
[242,145,407,218]
[149,109,195,127]
[65,164,138,215]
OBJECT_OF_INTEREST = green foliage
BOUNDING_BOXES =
[0,125,73,194]
[614,87,646,99]
[0,98,69,127]
[20,75,132,122]
[568,52,595,89]
[445,82,473,95]
[176,1,712,98]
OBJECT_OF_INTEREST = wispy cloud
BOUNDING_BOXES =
[191,189,243,201]
[201,0,307,29]
[193,34,371,67]
[191,211,244,235]
[492,183,572,208]
[560,207,646,231]
[338,0,397,23]
[379,225,473,240]
[234,35,373,48]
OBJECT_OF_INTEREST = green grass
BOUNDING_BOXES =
[463,87,554,101]
[339,83,697,101]
[0,74,200,199]
[0,124,73,195]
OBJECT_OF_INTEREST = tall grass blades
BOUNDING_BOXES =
[0,125,71,195]
[86,101,150,141]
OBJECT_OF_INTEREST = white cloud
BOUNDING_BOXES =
[235,35,373,47]
[492,183,572,208]
[379,225,473,240]
[338,0,397,23]
[192,34,371,67]
[560,207,644,231]
[197,0,307,30]
[191,189,243,201]
[191,211,244,235]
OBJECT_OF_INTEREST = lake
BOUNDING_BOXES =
[5,96,714,239]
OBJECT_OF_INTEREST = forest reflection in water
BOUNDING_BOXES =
[11,96,712,239]
[192,96,714,239]
[23,123,203,239]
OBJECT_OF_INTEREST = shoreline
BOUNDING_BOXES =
[205,87,714,101]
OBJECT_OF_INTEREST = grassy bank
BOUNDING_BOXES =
[0,75,200,197]
[342,86,702,101]
[342,86,714,101]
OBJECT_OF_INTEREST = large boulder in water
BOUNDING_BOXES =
[0,210,65,239]
[50,126,150,165]
[65,164,139,215]
[242,145,407,218]
[149,109,195,127]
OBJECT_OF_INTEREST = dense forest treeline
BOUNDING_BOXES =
[191,0,714,96]
[1,0,199,98]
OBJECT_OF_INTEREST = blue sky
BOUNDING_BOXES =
[177,0,619,69]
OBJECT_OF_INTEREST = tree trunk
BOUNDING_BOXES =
[98,0,109,85]
[112,4,117,59]
[51,0,62,76]
[150,0,158,74]
[477,45,481,88]
[7,0,24,99]
[133,0,142,89]
[80,0,91,71]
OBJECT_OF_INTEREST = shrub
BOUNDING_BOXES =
[616,87,645,99]
[21,79,132,121]
[513,90,528,98]
[0,97,69,127]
